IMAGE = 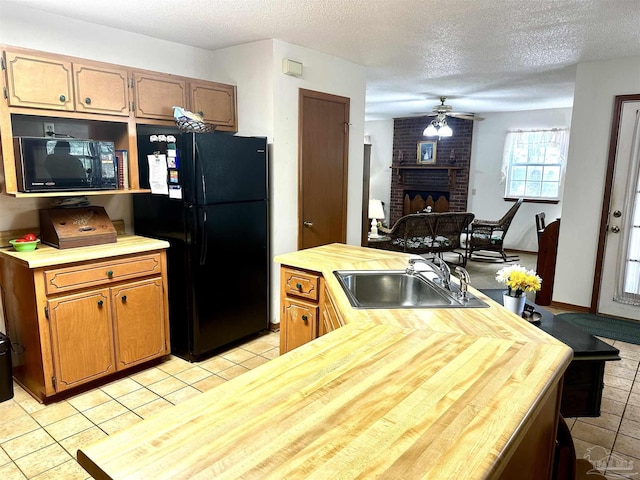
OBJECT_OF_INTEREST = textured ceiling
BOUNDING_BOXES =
[2,0,640,120]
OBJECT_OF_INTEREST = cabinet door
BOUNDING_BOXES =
[320,286,343,336]
[74,63,130,116]
[282,298,318,353]
[48,289,116,393]
[4,50,74,111]
[189,80,237,131]
[133,72,186,120]
[112,278,168,370]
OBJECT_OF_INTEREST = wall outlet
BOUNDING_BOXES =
[44,122,55,137]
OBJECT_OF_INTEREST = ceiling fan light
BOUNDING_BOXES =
[439,125,453,137]
[423,123,438,136]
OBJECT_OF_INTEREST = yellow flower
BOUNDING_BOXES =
[496,264,542,296]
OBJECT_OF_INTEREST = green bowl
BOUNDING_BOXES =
[9,239,40,252]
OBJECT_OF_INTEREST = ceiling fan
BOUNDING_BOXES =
[425,97,481,121]
[422,97,482,137]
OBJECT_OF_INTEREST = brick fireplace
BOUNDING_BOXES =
[389,115,473,225]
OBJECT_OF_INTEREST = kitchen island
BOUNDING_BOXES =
[78,244,573,480]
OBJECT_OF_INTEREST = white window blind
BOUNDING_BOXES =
[501,128,569,200]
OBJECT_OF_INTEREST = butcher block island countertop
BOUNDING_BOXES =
[78,244,573,480]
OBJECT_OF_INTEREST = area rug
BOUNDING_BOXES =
[556,313,640,346]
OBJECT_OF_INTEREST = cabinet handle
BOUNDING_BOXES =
[301,315,308,322]
[121,295,127,303]
[107,270,113,278]
[97,300,103,307]
[85,97,92,104]
[59,94,66,102]
[296,283,302,290]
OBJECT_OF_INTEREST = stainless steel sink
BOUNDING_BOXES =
[334,270,489,309]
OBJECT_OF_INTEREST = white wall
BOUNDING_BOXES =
[364,119,394,224]
[555,56,640,307]
[468,108,572,252]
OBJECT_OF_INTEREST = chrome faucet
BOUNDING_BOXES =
[406,257,451,290]
[455,266,471,300]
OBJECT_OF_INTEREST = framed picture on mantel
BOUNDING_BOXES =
[417,141,437,165]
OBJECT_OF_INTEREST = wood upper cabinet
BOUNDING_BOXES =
[3,50,74,111]
[73,63,130,116]
[189,80,237,130]
[133,72,186,120]
[47,288,116,393]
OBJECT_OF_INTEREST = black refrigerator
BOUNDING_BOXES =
[133,130,269,362]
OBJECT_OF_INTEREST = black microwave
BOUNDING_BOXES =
[13,137,118,192]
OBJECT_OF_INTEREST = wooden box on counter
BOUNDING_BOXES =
[39,206,117,249]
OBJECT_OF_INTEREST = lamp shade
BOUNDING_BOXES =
[423,123,438,136]
[439,124,453,137]
[368,199,385,220]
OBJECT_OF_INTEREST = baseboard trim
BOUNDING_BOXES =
[269,322,280,332]
[549,301,591,313]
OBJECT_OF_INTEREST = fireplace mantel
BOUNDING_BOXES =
[391,166,462,189]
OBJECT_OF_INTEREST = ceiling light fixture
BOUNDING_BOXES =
[423,114,453,137]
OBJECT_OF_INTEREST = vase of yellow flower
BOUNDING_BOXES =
[495,264,542,316]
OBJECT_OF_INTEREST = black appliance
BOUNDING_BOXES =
[0,333,13,402]
[133,130,269,362]
[13,136,117,192]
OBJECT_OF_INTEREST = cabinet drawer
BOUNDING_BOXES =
[44,253,162,294]
[283,268,320,301]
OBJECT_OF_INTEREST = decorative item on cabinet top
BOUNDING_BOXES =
[173,106,216,133]
[39,206,117,249]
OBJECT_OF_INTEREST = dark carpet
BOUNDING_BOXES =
[556,313,640,346]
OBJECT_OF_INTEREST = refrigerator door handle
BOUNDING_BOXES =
[199,209,208,265]
[195,142,207,205]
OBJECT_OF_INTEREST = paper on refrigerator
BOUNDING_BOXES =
[147,154,169,195]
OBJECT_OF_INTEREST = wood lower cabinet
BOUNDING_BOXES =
[0,249,170,401]
[280,266,344,354]
[319,283,343,336]
[280,267,320,354]
[48,288,116,392]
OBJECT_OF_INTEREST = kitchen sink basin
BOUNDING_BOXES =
[334,270,489,309]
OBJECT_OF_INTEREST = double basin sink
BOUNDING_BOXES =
[334,269,488,309]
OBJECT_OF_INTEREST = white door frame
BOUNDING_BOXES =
[592,94,640,316]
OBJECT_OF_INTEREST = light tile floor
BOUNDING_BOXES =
[1,252,639,479]
[0,331,280,479]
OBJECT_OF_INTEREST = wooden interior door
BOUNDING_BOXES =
[298,89,350,249]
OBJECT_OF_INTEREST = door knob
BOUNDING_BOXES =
[613,210,622,218]
[303,221,313,227]
[611,225,620,233]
